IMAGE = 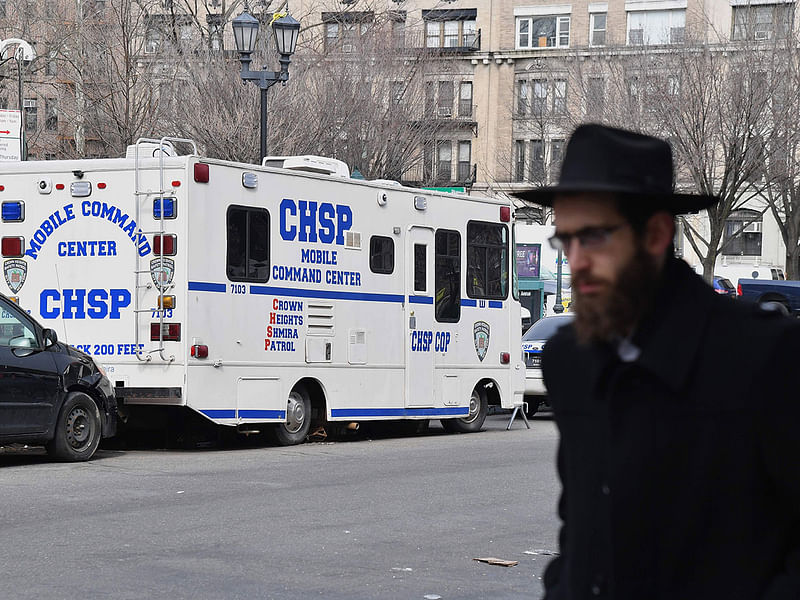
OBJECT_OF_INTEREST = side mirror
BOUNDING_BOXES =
[42,328,58,348]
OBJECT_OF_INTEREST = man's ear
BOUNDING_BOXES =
[644,211,676,258]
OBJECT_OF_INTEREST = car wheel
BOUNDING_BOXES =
[46,391,102,462]
[272,386,312,446]
[442,386,487,433]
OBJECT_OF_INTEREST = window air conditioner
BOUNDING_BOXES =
[437,106,453,117]
[754,30,769,40]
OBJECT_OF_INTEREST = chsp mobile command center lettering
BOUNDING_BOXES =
[0,139,524,445]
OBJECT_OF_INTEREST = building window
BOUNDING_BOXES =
[627,9,685,45]
[369,236,394,274]
[45,98,57,131]
[458,82,473,117]
[392,19,405,47]
[457,140,471,181]
[517,80,529,116]
[587,76,605,115]
[0,0,6,17]
[226,206,269,282]
[516,15,570,49]
[553,79,567,114]
[722,210,762,256]
[529,140,544,181]
[438,81,453,117]
[467,221,508,300]
[0,97,7,109]
[423,142,434,181]
[550,139,565,180]
[435,229,461,323]
[436,141,452,181]
[733,3,794,41]
[590,12,606,46]
[423,10,478,49]
[145,28,161,54]
[23,98,36,132]
[532,80,548,115]
[46,52,57,76]
[323,12,373,52]
[514,140,526,182]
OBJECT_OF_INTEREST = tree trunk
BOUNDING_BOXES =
[786,244,800,280]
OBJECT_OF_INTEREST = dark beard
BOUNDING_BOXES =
[572,244,660,345]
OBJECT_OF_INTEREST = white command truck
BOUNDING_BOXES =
[0,139,524,445]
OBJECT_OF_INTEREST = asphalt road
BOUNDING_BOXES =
[0,414,561,600]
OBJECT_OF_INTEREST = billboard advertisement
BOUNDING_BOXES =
[516,243,541,278]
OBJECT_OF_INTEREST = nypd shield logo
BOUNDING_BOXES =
[473,321,490,362]
[4,259,27,293]
[150,257,175,290]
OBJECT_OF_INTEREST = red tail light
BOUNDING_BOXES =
[153,234,176,255]
[194,163,209,183]
[1,236,24,257]
[500,352,510,364]
[500,206,511,222]
[737,283,742,296]
[191,344,208,358]
[151,322,181,341]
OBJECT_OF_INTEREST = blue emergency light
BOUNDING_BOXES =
[1,201,24,222]
[153,197,176,219]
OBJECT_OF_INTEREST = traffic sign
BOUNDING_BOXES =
[0,109,22,161]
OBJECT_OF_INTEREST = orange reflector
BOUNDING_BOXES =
[157,295,175,309]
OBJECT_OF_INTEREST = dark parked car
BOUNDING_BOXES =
[0,293,117,461]
[712,276,736,297]
[522,313,574,417]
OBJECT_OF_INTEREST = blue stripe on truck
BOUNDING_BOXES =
[188,281,227,293]
[331,407,469,418]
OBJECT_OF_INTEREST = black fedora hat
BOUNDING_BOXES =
[514,124,718,214]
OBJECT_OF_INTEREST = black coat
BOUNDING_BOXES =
[541,257,800,600]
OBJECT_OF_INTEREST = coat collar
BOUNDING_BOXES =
[629,257,715,394]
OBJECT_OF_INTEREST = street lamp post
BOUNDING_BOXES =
[553,248,565,314]
[0,38,36,161]
[232,4,300,164]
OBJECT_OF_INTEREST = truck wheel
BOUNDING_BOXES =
[46,392,102,461]
[442,386,487,433]
[273,386,311,446]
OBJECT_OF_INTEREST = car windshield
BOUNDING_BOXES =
[522,315,573,341]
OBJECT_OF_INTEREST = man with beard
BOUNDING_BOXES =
[515,124,800,600]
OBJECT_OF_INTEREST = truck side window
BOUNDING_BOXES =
[414,244,427,292]
[467,221,508,300]
[435,229,461,323]
[369,236,394,274]
[227,206,269,282]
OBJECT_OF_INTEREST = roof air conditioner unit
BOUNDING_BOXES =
[263,155,351,178]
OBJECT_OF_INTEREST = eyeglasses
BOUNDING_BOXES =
[548,224,627,252]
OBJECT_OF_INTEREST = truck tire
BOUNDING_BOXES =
[759,294,790,316]
[46,391,102,462]
[442,386,487,433]
[272,386,311,446]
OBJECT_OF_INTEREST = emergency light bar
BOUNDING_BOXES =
[153,197,176,219]
[1,201,24,222]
